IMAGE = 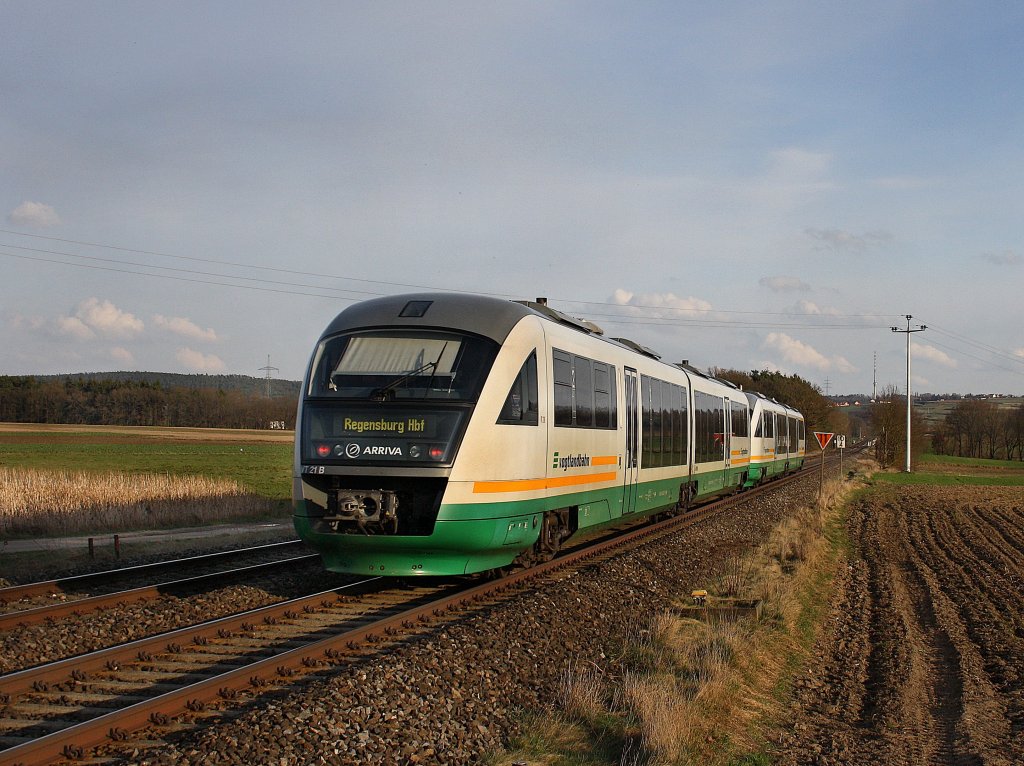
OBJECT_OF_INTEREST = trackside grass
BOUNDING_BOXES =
[495,461,867,766]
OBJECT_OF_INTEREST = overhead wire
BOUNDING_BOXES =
[1,232,902,332]
[3,229,1021,382]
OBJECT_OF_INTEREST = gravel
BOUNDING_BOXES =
[104,476,815,766]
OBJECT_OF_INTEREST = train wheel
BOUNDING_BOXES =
[536,510,568,561]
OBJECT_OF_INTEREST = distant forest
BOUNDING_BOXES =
[0,373,300,429]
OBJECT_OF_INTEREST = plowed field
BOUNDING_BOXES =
[778,485,1024,765]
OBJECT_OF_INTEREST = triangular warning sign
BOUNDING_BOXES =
[814,431,835,450]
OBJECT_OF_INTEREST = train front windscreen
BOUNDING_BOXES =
[301,331,498,467]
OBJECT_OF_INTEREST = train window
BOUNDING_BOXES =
[575,359,594,427]
[651,378,664,466]
[497,351,539,426]
[308,331,498,401]
[674,385,688,466]
[731,401,749,438]
[641,375,653,464]
[638,377,688,467]
[753,413,762,438]
[553,350,616,430]
[553,351,573,426]
[695,390,725,463]
[594,362,616,428]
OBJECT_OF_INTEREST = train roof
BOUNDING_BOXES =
[320,293,536,344]
[318,293,764,399]
[320,293,665,360]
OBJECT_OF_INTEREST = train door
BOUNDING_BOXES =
[622,368,640,514]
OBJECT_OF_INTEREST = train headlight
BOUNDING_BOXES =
[409,445,422,458]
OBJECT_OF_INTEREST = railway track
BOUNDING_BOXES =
[0,553,321,632]
[0,454,848,765]
[0,540,308,614]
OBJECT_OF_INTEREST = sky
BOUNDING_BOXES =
[2,1,1023,396]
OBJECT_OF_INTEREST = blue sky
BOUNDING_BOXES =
[2,1,1022,395]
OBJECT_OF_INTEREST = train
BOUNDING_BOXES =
[292,293,806,576]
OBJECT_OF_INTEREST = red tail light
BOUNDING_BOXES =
[316,444,332,457]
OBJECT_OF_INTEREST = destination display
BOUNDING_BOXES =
[301,402,466,464]
[334,414,438,438]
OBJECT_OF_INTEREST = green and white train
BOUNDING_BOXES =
[293,293,805,576]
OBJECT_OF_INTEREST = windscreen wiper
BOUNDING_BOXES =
[369,342,449,401]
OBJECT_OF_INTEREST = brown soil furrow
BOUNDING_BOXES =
[779,486,1024,766]
[891,506,983,765]
[972,503,1024,557]
[906,504,1024,690]
[895,504,1017,764]
[911,505,1024,644]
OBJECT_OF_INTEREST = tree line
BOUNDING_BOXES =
[0,376,296,430]
[930,398,1024,461]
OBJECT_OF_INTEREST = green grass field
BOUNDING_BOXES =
[0,425,293,500]
[873,452,1024,486]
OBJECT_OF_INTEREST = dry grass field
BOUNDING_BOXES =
[0,423,293,539]
[0,467,279,538]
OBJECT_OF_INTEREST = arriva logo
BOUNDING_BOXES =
[344,443,403,458]
[551,452,591,471]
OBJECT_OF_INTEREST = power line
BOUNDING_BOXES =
[0,228,902,320]
[3,228,1021,382]
[0,246,894,332]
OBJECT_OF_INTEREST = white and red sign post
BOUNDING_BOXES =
[813,431,834,503]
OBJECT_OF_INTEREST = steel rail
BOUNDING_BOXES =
[0,539,306,604]
[0,553,320,632]
[0,459,836,765]
[2,452,856,761]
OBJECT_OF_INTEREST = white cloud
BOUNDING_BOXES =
[153,314,218,342]
[754,359,783,373]
[55,315,96,340]
[1015,348,1024,360]
[833,355,856,374]
[762,332,857,374]
[611,289,713,317]
[763,332,831,371]
[7,201,61,228]
[760,275,810,293]
[109,347,134,364]
[788,300,840,316]
[61,298,144,339]
[804,227,892,254]
[911,342,957,368]
[176,347,226,372]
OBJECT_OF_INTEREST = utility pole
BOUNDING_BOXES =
[872,352,877,402]
[259,355,279,398]
[891,316,926,472]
